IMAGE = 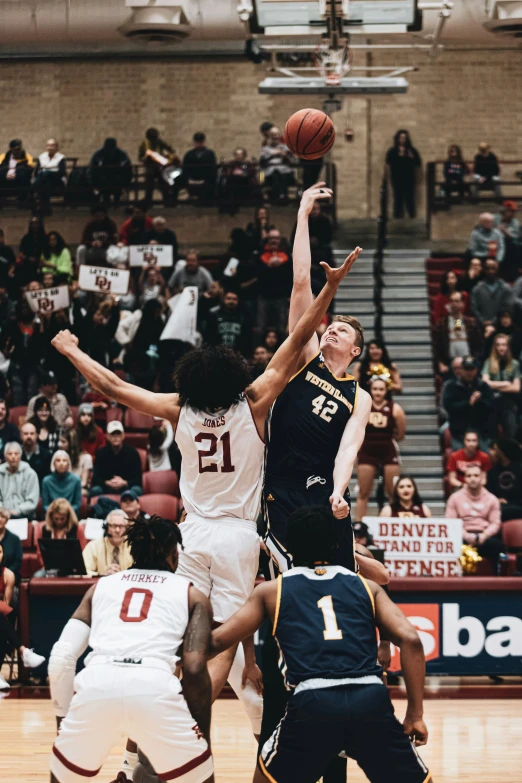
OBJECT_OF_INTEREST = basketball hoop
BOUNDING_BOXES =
[314,41,353,86]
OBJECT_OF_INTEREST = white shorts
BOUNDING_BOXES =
[51,660,213,783]
[177,515,260,623]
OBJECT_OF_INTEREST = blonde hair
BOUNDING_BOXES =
[488,333,513,377]
[45,498,78,533]
[332,315,365,350]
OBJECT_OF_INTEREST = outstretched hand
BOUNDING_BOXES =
[298,182,333,216]
[51,329,79,356]
[321,246,362,289]
[402,713,429,747]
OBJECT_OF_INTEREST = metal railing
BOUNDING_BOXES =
[373,170,388,344]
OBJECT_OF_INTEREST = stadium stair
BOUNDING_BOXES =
[333,248,445,516]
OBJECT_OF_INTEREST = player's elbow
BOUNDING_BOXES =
[399,626,423,654]
[183,656,209,680]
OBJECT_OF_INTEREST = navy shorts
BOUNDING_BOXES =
[259,684,430,783]
[262,480,355,576]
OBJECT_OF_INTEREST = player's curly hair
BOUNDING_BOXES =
[286,506,339,568]
[173,345,252,412]
[126,514,183,571]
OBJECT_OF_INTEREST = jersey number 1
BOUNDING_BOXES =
[317,595,343,640]
[195,431,235,474]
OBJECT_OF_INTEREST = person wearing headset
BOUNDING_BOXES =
[82,508,133,576]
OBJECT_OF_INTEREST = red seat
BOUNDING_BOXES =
[21,523,35,551]
[69,405,79,423]
[137,448,148,472]
[21,552,41,579]
[125,432,149,449]
[502,519,522,550]
[125,409,155,432]
[8,405,27,427]
[140,494,179,520]
[143,470,180,497]
[35,498,45,521]
[106,407,124,425]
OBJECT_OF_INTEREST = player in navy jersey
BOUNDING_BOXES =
[211,507,431,783]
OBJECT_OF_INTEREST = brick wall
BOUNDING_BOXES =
[0,49,521,220]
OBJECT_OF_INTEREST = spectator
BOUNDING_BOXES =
[0,229,16,289]
[446,464,503,570]
[433,291,482,377]
[82,508,132,576]
[250,345,270,379]
[471,258,513,327]
[204,290,253,356]
[352,339,402,395]
[181,132,217,204]
[308,199,333,255]
[219,147,257,213]
[385,129,421,219]
[77,206,118,266]
[261,328,281,357]
[481,333,521,438]
[246,206,271,253]
[143,216,178,264]
[91,421,142,497]
[0,442,39,520]
[138,265,166,306]
[468,214,505,264]
[119,489,150,521]
[148,420,174,472]
[260,127,296,203]
[28,396,60,452]
[256,229,293,333]
[471,142,501,201]
[461,257,484,295]
[123,299,164,390]
[442,144,469,204]
[168,249,213,296]
[487,439,522,522]
[14,217,47,294]
[197,279,224,334]
[35,498,87,569]
[89,137,132,208]
[58,428,92,496]
[482,310,522,363]
[41,450,82,516]
[40,231,73,283]
[493,200,521,281]
[139,128,177,207]
[0,400,20,457]
[20,421,52,487]
[446,430,491,491]
[442,356,495,450]
[119,202,154,246]
[380,475,432,518]
[0,139,35,205]
[33,139,66,215]
[0,300,45,405]
[431,270,469,322]
[77,402,106,458]
[0,507,22,580]
[26,370,71,426]
[76,295,119,368]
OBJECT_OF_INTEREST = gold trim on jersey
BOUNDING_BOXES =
[288,350,321,383]
[353,381,360,413]
[304,370,353,411]
[272,575,283,636]
[358,574,375,616]
[259,755,279,783]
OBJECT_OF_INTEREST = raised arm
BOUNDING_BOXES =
[247,247,362,431]
[182,586,213,744]
[330,387,371,519]
[51,330,180,426]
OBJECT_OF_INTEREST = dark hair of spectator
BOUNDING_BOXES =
[390,475,424,513]
[287,506,339,567]
[0,398,10,419]
[77,407,98,444]
[193,132,206,144]
[145,128,159,141]
[103,138,117,151]
[393,129,413,149]
[173,345,251,412]
[15,298,34,323]
[59,427,81,470]
[126,514,183,571]
[260,121,275,136]
[30,397,58,434]
[9,139,22,150]
[42,231,67,260]
[149,426,166,458]
[447,144,464,162]
[359,339,393,375]
[440,269,459,296]
[262,328,281,352]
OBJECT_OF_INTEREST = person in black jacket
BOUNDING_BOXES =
[181,132,217,204]
[76,296,119,368]
[471,142,501,201]
[89,138,132,208]
[204,290,253,357]
[91,421,142,497]
[0,400,20,459]
[442,356,495,450]
[0,300,45,405]
[0,508,22,581]
[385,129,421,219]
[20,421,52,487]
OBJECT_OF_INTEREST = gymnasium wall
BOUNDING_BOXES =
[1,49,521,220]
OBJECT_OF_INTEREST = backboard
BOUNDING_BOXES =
[254,0,418,33]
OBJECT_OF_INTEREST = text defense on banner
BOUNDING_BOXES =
[25,286,70,314]
[363,517,463,577]
[160,286,198,345]
[129,245,173,267]
[78,266,130,295]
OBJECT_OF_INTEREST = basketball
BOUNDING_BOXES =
[284,108,335,160]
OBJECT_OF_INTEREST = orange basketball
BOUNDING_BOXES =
[284,108,335,160]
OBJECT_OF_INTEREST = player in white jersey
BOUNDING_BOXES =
[49,515,214,783]
[51,248,361,730]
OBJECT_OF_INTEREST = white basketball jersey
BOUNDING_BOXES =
[87,569,190,668]
[175,395,265,521]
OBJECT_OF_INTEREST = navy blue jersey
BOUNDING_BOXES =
[273,565,380,689]
[265,352,358,488]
